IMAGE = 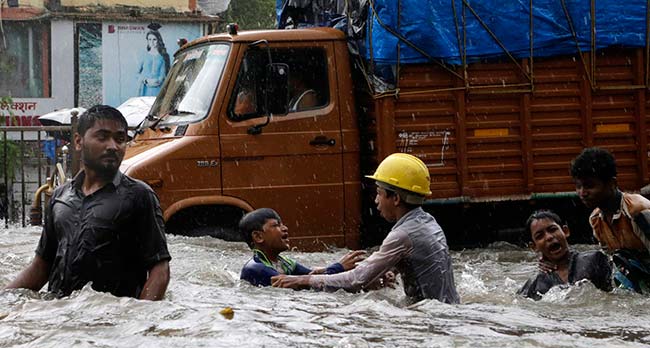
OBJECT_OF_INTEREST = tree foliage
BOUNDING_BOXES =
[221,0,276,30]
[0,96,19,181]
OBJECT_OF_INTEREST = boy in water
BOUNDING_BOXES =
[519,210,612,300]
[240,208,365,287]
[571,147,650,293]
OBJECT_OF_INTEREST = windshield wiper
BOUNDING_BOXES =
[168,109,195,116]
[147,109,194,130]
[133,113,158,135]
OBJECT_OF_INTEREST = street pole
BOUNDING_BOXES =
[70,111,80,175]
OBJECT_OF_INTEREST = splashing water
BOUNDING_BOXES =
[1,226,649,347]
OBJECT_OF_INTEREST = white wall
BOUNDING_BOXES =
[50,20,76,111]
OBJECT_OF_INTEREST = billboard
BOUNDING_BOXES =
[102,22,202,107]
[3,20,202,134]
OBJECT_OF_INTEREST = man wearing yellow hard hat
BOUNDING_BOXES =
[272,153,460,304]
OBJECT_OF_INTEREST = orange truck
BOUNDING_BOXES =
[120,24,650,249]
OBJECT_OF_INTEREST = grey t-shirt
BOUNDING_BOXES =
[310,207,460,304]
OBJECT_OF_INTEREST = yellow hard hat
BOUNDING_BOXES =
[365,153,432,196]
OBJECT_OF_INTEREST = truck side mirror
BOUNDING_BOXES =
[265,63,289,115]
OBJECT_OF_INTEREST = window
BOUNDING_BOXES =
[145,43,230,127]
[228,47,329,121]
[0,21,50,98]
[77,23,102,107]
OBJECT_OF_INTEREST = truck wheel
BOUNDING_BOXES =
[184,225,243,242]
[165,205,246,242]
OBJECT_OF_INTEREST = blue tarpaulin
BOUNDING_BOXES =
[277,0,648,65]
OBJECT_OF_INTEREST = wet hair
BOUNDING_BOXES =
[524,210,563,243]
[239,208,282,248]
[382,186,397,198]
[570,147,617,182]
[376,182,421,209]
[77,105,127,136]
[146,23,171,75]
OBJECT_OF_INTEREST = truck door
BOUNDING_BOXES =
[219,43,345,249]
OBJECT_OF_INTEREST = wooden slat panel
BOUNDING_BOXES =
[358,47,648,201]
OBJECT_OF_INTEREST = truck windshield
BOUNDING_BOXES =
[147,43,230,127]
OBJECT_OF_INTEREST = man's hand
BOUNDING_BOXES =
[537,256,557,274]
[338,250,367,271]
[365,270,397,290]
[381,271,396,288]
[271,275,311,290]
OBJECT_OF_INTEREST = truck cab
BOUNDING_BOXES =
[120,27,361,250]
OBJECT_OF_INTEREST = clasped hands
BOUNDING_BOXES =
[271,250,396,290]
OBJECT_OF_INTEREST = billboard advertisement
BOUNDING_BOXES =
[102,22,202,107]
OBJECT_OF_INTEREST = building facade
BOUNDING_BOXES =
[1,0,220,126]
[1,0,222,224]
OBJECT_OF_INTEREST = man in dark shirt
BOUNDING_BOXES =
[5,105,171,300]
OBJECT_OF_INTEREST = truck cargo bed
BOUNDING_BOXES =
[362,48,649,202]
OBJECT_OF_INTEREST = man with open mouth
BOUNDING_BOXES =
[519,210,612,300]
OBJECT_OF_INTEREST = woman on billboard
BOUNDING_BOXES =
[137,23,170,96]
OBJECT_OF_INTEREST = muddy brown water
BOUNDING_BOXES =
[1,225,649,347]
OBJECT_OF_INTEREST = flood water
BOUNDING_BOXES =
[1,224,649,347]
